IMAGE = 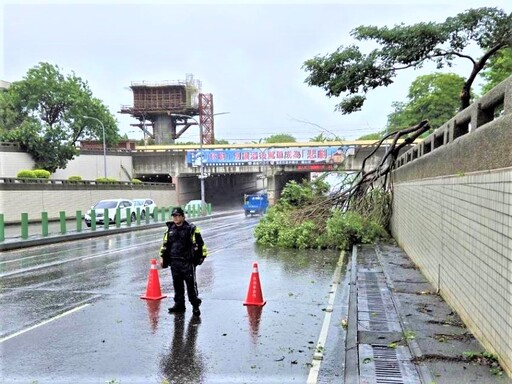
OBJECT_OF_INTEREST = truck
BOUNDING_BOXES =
[243,193,269,217]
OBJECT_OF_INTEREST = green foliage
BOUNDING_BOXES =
[256,207,387,250]
[175,141,199,145]
[214,138,230,144]
[480,47,512,93]
[303,7,511,113]
[310,132,340,142]
[95,177,118,183]
[0,62,119,172]
[279,178,330,208]
[264,134,296,143]
[254,180,388,249]
[318,210,387,249]
[255,211,321,249]
[17,169,36,178]
[254,209,287,246]
[352,188,392,229]
[33,169,50,178]
[131,178,142,183]
[280,180,314,207]
[386,73,467,134]
[357,133,382,140]
[67,175,82,181]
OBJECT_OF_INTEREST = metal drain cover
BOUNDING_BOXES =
[359,344,421,384]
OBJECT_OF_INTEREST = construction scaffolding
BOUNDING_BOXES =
[119,74,212,145]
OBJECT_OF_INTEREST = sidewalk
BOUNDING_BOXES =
[345,242,511,383]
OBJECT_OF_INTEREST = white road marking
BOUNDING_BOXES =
[307,251,345,384]
[0,303,91,343]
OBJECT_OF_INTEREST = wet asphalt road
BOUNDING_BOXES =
[0,213,347,384]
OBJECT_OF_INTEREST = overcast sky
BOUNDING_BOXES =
[1,0,510,142]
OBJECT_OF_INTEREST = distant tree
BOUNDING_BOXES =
[480,47,512,93]
[0,62,119,172]
[357,133,382,140]
[264,134,296,143]
[175,138,229,145]
[310,133,340,142]
[175,141,199,145]
[303,7,511,113]
[386,73,466,133]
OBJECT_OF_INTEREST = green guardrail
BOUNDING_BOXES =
[184,203,211,218]
[0,214,4,242]
[42,212,49,237]
[0,204,214,242]
[21,213,28,239]
[103,208,109,230]
[76,210,82,232]
[59,211,66,234]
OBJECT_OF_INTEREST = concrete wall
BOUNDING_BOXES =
[0,183,177,223]
[52,151,134,181]
[0,147,134,181]
[390,76,512,376]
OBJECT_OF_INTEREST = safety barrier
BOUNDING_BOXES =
[0,203,212,242]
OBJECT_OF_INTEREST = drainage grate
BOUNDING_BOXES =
[358,271,401,332]
[359,344,421,384]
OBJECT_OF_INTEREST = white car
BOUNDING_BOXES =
[85,199,136,227]
[132,198,157,219]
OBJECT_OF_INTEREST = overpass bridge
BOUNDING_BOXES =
[131,140,412,204]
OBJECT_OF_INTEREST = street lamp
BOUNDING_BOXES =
[83,116,107,178]
[171,114,207,215]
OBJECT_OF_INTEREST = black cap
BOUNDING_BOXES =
[171,207,184,216]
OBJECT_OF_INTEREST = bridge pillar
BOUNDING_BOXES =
[266,171,310,206]
[154,115,175,144]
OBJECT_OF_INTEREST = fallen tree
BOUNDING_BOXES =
[255,120,431,249]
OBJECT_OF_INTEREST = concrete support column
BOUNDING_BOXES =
[154,115,174,144]
[266,174,277,206]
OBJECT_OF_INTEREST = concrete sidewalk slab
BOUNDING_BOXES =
[345,242,512,383]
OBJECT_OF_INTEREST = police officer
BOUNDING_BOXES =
[159,207,204,316]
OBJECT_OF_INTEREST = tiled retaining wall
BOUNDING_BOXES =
[390,76,512,376]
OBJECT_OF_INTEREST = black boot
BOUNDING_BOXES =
[192,306,201,317]
[168,305,186,313]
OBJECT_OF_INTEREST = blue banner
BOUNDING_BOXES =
[186,146,352,167]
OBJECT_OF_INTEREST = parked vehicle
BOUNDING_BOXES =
[132,198,157,219]
[84,199,136,227]
[243,193,269,216]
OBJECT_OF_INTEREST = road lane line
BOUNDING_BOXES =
[0,303,91,343]
[0,241,154,278]
[307,250,345,384]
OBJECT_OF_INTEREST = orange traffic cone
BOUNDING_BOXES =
[141,258,167,300]
[243,262,266,306]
